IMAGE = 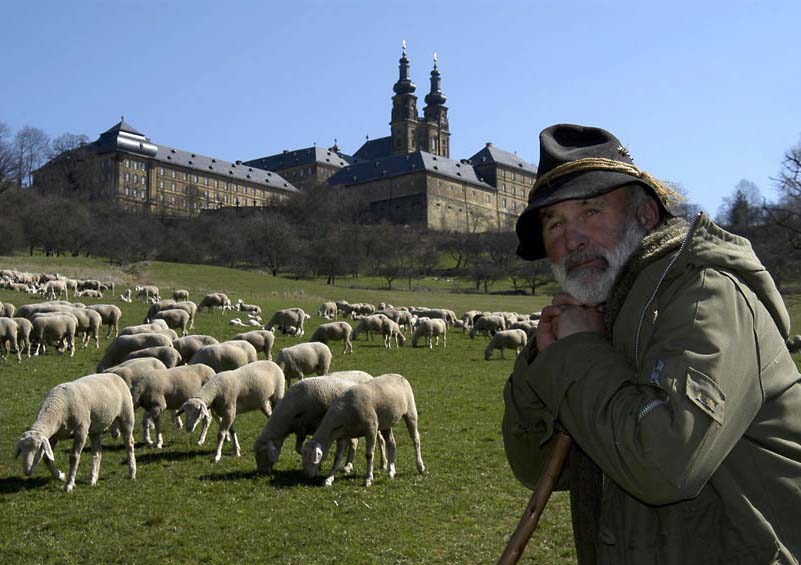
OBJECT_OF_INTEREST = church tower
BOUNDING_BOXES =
[390,41,419,154]
[421,52,450,158]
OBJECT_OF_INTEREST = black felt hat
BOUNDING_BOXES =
[515,124,672,261]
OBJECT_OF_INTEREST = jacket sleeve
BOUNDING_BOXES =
[528,267,764,505]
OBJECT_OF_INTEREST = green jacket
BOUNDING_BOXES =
[503,214,801,564]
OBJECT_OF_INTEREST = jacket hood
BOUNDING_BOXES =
[681,213,791,339]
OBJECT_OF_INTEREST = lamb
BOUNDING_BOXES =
[96,332,175,371]
[122,345,182,369]
[105,357,168,388]
[172,335,219,363]
[76,289,103,299]
[16,373,136,492]
[131,364,216,448]
[301,373,425,487]
[188,340,258,372]
[236,299,262,316]
[469,314,506,338]
[198,292,232,314]
[32,313,77,357]
[381,318,406,349]
[309,321,353,355]
[12,316,33,358]
[135,285,160,302]
[484,329,528,360]
[87,304,123,338]
[352,314,390,342]
[172,289,190,301]
[153,309,191,337]
[2,302,16,317]
[178,361,286,462]
[411,318,447,348]
[265,307,310,336]
[231,329,275,360]
[275,342,332,384]
[119,289,132,303]
[0,317,21,362]
[317,301,338,320]
[253,371,374,475]
[229,318,247,327]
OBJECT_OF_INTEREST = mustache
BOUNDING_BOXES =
[561,247,609,272]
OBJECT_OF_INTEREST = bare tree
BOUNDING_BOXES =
[50,133,89,158]
[13,126,50,188]
[716,179,763,230]
[0,122,15,194]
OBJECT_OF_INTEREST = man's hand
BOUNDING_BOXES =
[537,294,605,351]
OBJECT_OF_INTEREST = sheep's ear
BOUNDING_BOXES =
[175,406,185,417]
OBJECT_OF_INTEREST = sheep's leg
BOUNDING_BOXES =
[197,413,211,446]
[230,425,241,457]
[153,410,165,448]
[342,438,358,474]
[44,438,65,482]
[171,410,183,431]
[93,330,99,349]
[363,429,378,487]
[142,413,154,446]
[65,432,88,493]
[378,432,388,470]
[67,336,75,357]
[294,433,306,455]
[404,413,426,474]
[324,438,349,487]
[213,413,234,462]
[88,434,103,486]
[382,428,397,479]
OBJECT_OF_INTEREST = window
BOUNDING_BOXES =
[233,185,238,193]
[513,201,517,211]
[485,194,491,203]
[159,167,164,176]
[125,172,130,181]
[133,174,138,184]
[204,177,209,186]
[183,172,187,181]
[502,198,507,209]
[502,169,506,178]
[502,183,506,193]
[214,180,218,188]
[193,175,198,183]
[141,177,146,186]
[511,172,516,181]
[171,182,176,190]
[159,180,164,189]
[124,159,130,168]
[125,187,129,195]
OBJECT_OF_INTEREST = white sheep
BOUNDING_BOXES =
[275,342,332,384]
[302,373,425,487]
[16,373,136,493]
[135,285,160,302]
[236,299,262,316]
[0,317,21,362]
[12,316,33,358]
[188,340,258,372]
[118,320,173,337]
[411,318,447,348]
[131,364,216,448]
[253,371,374,475]
[153,309,191,337]
[469,314,506,338]
[32,313,77,357]
[309,321,354,355]
[317,301,338,320]
[381,318,406,349]
[172,289,190,301]
[352,313,390,342]
[105,357,168,388]
[96,332,175,372]
[231,330,275,360]
[87,304,123,339]
[178,361,286,462]
[76,289,103,299]
[172,335,219,363]
[161,301,198,330]
[265,307,310,336]
[2,301,16,317]
[198,292,232,314]
[119,289,132,303]
[66,307,102,349]
[122,345,182,368]
[228,318,247,327]
[143,299,177,323]
[484,329,528,360]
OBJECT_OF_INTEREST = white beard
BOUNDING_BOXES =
[550,214,646,305]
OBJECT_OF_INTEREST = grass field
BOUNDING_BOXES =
[0,256,575,564]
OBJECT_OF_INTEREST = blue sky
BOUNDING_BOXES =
[2,0,799,215]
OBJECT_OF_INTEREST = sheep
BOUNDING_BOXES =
[76,289,103,299]
[42,279,69,300]
[188,340,258,372]
[317,301,338,320]
[469,314,506,338]
[167,301,199,329]
[412,318,447,348]
[275,342,332,384]
[236,299,262,316]
[135,285,160,302]
[352,314,390,342]
[16,302,74,320]
[302,373,425,487]
[66,307,102,349]
[105,357,168,388]
[153,309,190,337]
[178,360,286,462]
[0,317,21,362]
[12,316,33,358]
[231,329,275,360]
[87,304,123,339]
[172,289,190,301]
[32,314,77,357]
[229,318,247,327]
[122,345,182,369]
[96,332,174,372]
[484,329,528,360]
[119,289,132,303]
[253,371,375,475]
[2,302,16,317]
[118,321,178,341]
[309,321,353,355]
[198,292,232,314]
[172,335,219,364]
[143,299,177,323]
[377,308,415,333]
[131,364,216,448]
[16,373,136,493]
[342,302,375,318]
[265,307,310,336]
[381,318,406,349]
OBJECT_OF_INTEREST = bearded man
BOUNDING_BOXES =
[503,124,801,564]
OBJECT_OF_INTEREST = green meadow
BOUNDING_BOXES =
[0,256,573,564]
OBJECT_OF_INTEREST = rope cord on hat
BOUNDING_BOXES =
[528,157,684,206]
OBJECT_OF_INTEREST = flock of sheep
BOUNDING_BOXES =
[1,268,542,494]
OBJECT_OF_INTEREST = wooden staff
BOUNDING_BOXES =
[497,431,573,565]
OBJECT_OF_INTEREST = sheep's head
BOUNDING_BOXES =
[397,333,406,347]
[301,440,325,478]
[177,399,209,433]
[254,438,283,475]
[16,430,54,476]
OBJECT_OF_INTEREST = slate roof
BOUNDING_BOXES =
[352,136,393,161]
[328,150,495,190]
[468,143,537,174]
[244,146,351,172]
[101,119,144,137]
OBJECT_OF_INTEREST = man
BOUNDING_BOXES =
[503,123,801,563]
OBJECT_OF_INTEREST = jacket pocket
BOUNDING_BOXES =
[685,366,726,425]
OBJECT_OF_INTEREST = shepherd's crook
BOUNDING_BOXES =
[497,431,573,565]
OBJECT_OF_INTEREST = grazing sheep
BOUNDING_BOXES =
[143,299,177,323]
[381,318,406,349]
[231,330,275,360]
[96,332,174,372]
[2,302,16,317]
[317,301,338,320]
[411,318,447,348]
[302,373,425,487]
[131,364,216,448]
[265,308,310,336]
[67,307,102,349]
[153,309,190,337]
[236,299,262,316]
[122,345,182,369]
[352,314,390,342]
[105,357,168,388]
[276,342,332,384]
[0,317,21,362]
[32,314,77,357]
[42,279,69,300]
[484,329,528,360]
[12,316,33,358]
[16,373,136,492]
[118,321,178,341]
[135,285,160,302]
[178,361,286,462]
[469,314,506,338]
[377,309,415,333]
[166,301,199,330]
[253,371,374,475]
[87,304,123,339]
[188,340,258,372]
[172,289,190,301]
[172,335,219,364]
[198,292,232,314]
[309,322,353,355]
[16,302,74,320]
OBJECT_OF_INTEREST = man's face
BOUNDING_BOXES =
[539,187,647,304]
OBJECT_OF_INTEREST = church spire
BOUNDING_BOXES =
[424,51,447,107]
[393,40,416,95]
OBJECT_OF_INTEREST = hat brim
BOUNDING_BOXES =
[515,170,649,261]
